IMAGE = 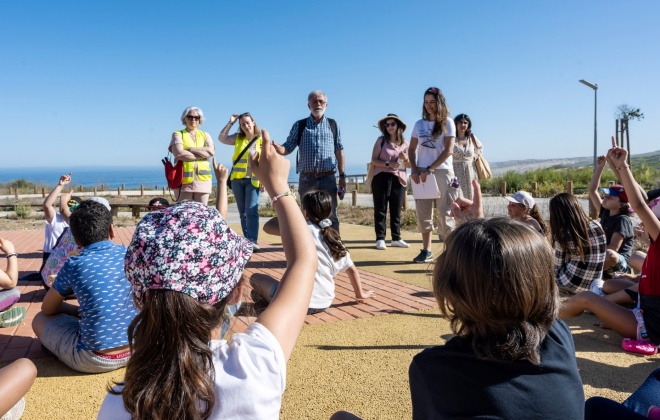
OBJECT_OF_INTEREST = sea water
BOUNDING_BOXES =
[0,165,369,190]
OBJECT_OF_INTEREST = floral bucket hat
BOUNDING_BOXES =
[125,201,253,305]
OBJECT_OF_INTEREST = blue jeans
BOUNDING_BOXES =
[622,367,660,416]
[231,179,261,242]
[298,174,339,232]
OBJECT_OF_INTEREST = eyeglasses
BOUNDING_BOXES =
[385,122,397,128]
[239,112,251,119]
[186,115,201,121]
[310,99,326,105]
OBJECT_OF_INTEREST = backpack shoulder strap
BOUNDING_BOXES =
[295,118,308,146]
[328,118,338,149]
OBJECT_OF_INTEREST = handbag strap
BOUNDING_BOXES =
[232,135,260,167]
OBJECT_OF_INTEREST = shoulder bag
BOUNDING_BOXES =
[471,134,492,180]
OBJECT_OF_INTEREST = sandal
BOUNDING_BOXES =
[0,306,26,328]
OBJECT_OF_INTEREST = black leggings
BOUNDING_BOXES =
[371,172,406,241]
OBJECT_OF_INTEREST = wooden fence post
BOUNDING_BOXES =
[101,184,105,191]
[33,186,37,194]
[531,182,538,196]
[565,181,573,195]
[42,187,46,198]
[9,187,13,195]
[117,187,121,196]
[162,187,166,195]
[122,184,125,191]
[79,185,83,192]
[500,182,507,196]
[403,191,408,211]
[140,185,144,197]
[351,190,357,207]
[93,187,98,196]
[14,188,18,200]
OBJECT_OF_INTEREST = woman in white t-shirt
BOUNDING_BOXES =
[98,130,318,419]
[408,87,459,264]
[254,190,374,313]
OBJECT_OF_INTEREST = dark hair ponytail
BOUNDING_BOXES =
[301,190,347,261]
[111,289,231,419]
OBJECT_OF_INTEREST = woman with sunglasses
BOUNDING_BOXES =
[409,87,458,263]
[169,106,215,205]
[453,114,483,200]
[370,114,411,250]
[218,113,264,249]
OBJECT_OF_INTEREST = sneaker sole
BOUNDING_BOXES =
[0,306,26,328]
[391,244,410,248]
[414,259,434,264]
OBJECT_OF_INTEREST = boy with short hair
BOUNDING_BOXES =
[32,200,138,373]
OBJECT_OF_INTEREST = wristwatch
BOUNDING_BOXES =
[339,173,346,178]
[426,166,434,174]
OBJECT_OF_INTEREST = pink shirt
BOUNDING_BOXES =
[373,137,409,187]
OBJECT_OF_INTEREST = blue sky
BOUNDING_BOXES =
[2,0,659,173]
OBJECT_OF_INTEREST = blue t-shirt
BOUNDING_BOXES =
[53,240,138,351]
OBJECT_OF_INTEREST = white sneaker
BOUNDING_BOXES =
[375,240,386,250]
[390,239,410,248]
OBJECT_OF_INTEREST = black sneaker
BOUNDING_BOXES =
[413,249,433,263]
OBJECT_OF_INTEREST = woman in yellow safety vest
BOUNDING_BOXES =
[169,106,215,205]
[218,112,263,249]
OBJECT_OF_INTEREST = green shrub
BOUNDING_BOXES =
[14,204,32,219]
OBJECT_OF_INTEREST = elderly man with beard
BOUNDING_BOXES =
[273,90,345,232]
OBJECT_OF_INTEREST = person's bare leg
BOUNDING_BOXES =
[0,358,37,416]
[630,251,647,274]
[249,273,279,303]
[559,291,638,339]
[603,279,637,295]
[194,193,210,205]
[421,232,431,251]
[176,191,194,203]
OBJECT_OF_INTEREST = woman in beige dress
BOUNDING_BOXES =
[452,114,483,200]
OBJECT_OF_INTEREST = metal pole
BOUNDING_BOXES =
[593,87,598,170]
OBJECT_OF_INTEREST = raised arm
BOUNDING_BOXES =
[608,138,660,241]
[43,174,71,223]
[59,189,74,223]
[212,158,228,219]
[250,129,317,361]
[218,114,239,145]
[587,155,606,212]
[0,238,18,289]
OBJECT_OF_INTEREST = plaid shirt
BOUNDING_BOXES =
[282,115,343,174]
[554,220,607,293]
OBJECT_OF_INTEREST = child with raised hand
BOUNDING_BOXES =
[588,154,635,277]
[560,138,660,347]
[98,129,318,419]
[252,189,374,315]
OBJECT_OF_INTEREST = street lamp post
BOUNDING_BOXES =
[579,79,598,218]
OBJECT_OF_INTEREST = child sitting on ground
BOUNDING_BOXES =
[252,189,374,314]
[409,217,584,418]
[98,129,318,418]
[550,192,607,294]
[588,155,634,277]
[31,200,138,373]
[0,238,25,328]
[559,141,660,347]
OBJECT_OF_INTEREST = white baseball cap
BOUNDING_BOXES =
[505,191,535,209]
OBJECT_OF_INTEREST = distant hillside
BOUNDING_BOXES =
[491,150,660,176]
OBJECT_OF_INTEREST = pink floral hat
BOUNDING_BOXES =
[125,201,253,305]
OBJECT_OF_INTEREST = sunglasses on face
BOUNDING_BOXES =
[385,122,397,128]
[186,115,201,121]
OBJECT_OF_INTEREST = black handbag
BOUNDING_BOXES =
[227,136,259,190]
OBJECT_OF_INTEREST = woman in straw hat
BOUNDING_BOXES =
[370,114,411,251]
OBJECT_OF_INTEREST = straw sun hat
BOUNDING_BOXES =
[377,113,407,135]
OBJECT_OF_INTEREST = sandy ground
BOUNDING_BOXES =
[6,222,660,419]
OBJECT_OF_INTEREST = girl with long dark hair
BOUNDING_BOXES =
[98,130,318,419]
[253,189,374,314]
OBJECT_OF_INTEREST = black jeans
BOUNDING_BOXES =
[371,172,406,241]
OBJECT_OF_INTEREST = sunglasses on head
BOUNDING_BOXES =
[186,115,201,121]
[239,112,251,119]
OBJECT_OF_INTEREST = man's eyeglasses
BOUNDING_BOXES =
[186,115,201,121]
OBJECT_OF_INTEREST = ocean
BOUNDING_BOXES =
[0,165,369,190]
